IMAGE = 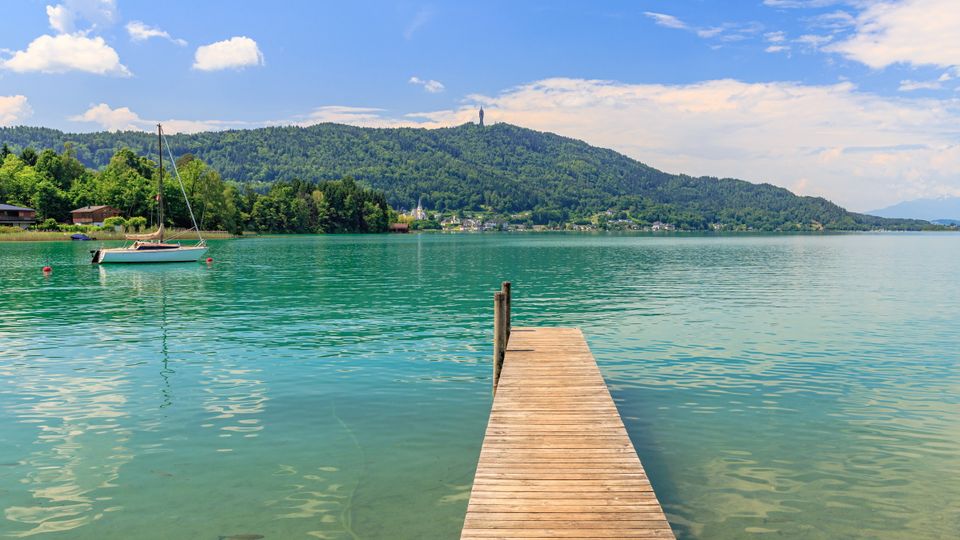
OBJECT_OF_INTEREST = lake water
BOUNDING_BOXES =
[1,233,958,539]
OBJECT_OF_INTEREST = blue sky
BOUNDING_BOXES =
[1,0,959,210]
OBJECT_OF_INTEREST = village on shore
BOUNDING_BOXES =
[392,198,683,233]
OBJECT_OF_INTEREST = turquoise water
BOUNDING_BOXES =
[1,233,958,539]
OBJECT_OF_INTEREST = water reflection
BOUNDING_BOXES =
[0,234,958,539]
[3,370,130,537]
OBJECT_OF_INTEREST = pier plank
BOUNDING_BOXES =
[461,327,674,539]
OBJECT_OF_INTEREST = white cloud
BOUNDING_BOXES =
[404,7,434,39]
[764,31,791,54]
[644,12,763,43]
[795,33,833,50]
[898,72,952,91]
[807,10,856,30]
[696,27,725,39]
[159,118,253,133]
[45,0,116,33]
[192,36,264,71]
[66,77,960,210]
[644,12,688,30]
[296,106,408,128]
[409,76,445,93]
[46,5,72,33]
[72,104,416,133]
[126,21,187,46]
[827,0,960,69]
[70,103,140,131]
[401,78,960,210]
[765,31,786,43]
[764,0,841,7]
[69,103,256,133]
[0,95,32,126]
[1,33,130,75]
[898,79,942,91]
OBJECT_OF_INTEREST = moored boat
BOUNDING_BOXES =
[93,243,207,263]
[92,124,208,264]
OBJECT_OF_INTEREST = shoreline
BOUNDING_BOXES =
[2,228,955,242]
[0,230,242,242]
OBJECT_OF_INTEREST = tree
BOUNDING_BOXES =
[37,218,59,231]
[174,158,237,230]
[102,216,126,229]
[363,200,387,232]
[95,148,156,219]
[0,155,41,207]
[19,147,38,166]
[30,179,71,221]
[0,122,938,230]
[311,190,331,232]
[2,143,406,234]
[126,216,147,232]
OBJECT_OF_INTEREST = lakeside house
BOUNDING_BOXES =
[651,221,676,231]
[440,215,461,228]
[608,219,639,230]
[71,205,121,226]
[0,203,37,228]
[389,223,410,233]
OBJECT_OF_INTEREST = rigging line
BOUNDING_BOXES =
[160,130,204,244]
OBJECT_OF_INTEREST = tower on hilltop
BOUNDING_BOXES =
[479,106,484,127]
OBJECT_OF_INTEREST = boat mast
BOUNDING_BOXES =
[160,130,206,245]
[157,123,164,242]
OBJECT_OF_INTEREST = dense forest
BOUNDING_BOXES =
[0,122,933,231]
[0,144,393,234]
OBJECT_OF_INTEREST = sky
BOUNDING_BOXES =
[1,0,959,211]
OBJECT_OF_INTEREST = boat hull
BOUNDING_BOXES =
[94,245,208,264]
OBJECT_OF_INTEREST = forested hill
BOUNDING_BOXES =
[0,123,929,230]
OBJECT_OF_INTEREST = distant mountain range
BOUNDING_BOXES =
[0,123,936,231]
[868,197,960,222]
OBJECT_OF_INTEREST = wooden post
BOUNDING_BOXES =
[493,291,506,393]
[501,281,511,341]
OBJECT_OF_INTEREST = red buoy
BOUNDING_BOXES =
[206,257,213,263]
[42,266,52,273]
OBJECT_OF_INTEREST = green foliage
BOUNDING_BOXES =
[411,218,441,230]
[102,216,126,229]
[126,215,147,231]
[0,123,936,231]
[1,141,396,234]
[19,147,37,166]
[37,218,59,231]
[246,177,391,233]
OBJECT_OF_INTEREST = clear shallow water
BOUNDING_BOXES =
[1,233,958,539]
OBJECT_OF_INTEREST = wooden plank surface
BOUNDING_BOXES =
[462,327,674,539]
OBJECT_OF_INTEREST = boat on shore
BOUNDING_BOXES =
[92,124,207,264]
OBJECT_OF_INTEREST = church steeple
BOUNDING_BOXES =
[479,106,485,127]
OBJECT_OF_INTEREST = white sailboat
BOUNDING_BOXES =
[92,124,208,264]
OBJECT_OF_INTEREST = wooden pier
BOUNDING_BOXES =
[461,284,674,539]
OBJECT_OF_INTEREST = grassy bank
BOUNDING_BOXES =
[0,229,241,242]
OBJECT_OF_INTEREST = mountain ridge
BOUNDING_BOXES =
[868,196,960,222]
[0,122,934,230]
